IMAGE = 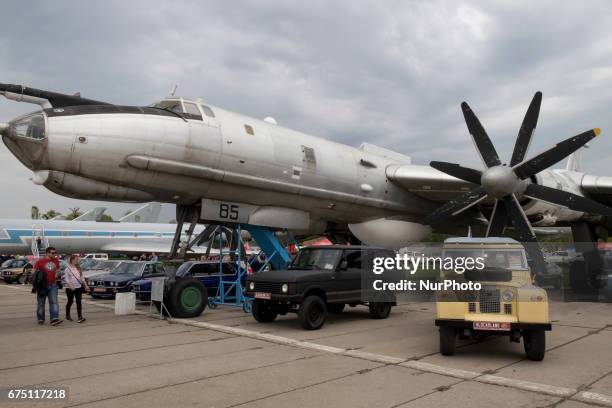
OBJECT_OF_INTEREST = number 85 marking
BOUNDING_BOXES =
[219,203,239,220]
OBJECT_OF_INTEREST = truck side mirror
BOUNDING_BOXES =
[339,260,348,271]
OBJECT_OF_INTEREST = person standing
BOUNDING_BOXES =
[149,252,159,262]
[64,254,89,323]
[33,247,63,326]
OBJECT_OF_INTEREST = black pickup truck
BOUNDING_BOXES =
[245,245,396,330]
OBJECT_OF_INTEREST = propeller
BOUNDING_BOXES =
[423,92,611,274]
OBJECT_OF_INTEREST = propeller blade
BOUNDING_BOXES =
[510,91,542,166]
[461,102,501,168]
[513,128,600,179]
[430,161,482,185]
[423,187,487,225]
[523,241,547,277]
[486,199,508,237]
[502,195,547,275]
[525,183,612,215]
[503,194,536,242]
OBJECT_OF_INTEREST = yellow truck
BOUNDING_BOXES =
[435,237,551,361]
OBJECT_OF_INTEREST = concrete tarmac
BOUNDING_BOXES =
[1,283,611,408]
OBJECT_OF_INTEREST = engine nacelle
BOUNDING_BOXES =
[33,170,154,202]
[524,171,585,225]
[348,218,431,249]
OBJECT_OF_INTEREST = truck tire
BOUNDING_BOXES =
[439,326,456,356]
[368,302,392,319]
[298,295,327,330]
[328,303,345,314]
[523,330,545,361]
[252,299,278,323]
[168,278,208,318]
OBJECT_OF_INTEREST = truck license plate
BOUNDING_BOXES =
[254,292,271,300]
[473,322,511,331]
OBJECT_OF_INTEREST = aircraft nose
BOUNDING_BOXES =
[1,111,49,170]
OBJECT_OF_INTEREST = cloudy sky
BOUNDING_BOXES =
[1,1,612,220]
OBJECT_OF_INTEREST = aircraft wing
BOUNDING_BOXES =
[387,164,612,209]
[386,164,476,202]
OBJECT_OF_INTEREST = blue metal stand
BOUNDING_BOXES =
[244,225,293,270]
[207,224,293,313]
[208,224,249,311]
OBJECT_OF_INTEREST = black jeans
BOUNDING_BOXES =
[65,287,83,319]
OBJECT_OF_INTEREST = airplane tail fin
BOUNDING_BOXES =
[74,207,107,221]
[119,203,162,223]
[566,144,589,172]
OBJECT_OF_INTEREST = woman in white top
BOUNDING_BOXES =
[64,255,89,323]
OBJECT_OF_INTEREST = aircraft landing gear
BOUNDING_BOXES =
[169,204,198,259]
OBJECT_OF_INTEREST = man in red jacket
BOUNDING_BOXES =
[34,247,63,326]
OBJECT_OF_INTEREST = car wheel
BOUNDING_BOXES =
[439,326,456,356]
[168,278,208,318]
[523,330,546,361]
[368,302,392,319]
[252,299,278,323]
[327,303,345,314]
[298,295,327,330]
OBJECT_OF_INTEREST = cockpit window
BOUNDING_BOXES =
[150,100,202,121]
[200,105,215,118]
[152,100,183,113]
[184,102,203,120]
[11,113,45,140]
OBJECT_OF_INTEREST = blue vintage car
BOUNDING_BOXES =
[132,261,244,301]
[87,261,166,298]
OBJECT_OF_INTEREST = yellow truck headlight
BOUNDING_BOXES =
[502,290,514,302]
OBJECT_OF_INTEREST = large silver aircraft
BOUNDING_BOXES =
[2,84,612,288]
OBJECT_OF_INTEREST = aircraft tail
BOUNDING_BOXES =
[566,145,589,172]
[74,207,107,221]
[119,203,162,223]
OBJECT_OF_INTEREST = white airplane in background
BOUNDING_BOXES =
[0,203,209,255]
[0,217,209,255]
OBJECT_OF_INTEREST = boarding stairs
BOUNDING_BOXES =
[31,224,49,258]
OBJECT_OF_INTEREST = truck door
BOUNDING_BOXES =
[331,250,363,303]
